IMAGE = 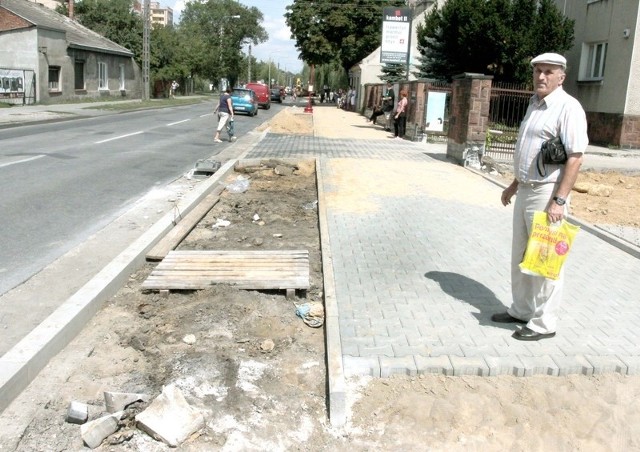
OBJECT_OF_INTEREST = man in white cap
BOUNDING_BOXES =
[491,52,589,340]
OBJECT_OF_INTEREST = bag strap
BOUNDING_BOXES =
[536,151,547,178]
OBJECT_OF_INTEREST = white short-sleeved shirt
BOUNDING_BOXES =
[514,87,589,184]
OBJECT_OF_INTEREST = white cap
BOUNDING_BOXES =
[530,52,566,68]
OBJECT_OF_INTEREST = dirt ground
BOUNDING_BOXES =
[4,108,640,451]
[494,168,640,228]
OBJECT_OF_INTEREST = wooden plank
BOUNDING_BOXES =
[146,185,226,261]
[160,250,308,258]
[141,279,308,290]
[141,249,310,292]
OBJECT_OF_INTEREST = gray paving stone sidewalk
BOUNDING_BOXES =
[248,134,640,378]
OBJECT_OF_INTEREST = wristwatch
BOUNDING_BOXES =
[553,195,566,206]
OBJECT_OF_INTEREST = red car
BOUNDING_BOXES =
[245,83,271,109]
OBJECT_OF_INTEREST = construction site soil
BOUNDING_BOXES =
[2,108,640,451]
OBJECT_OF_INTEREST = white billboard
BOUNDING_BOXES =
[380,7,412,65]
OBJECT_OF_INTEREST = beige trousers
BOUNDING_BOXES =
[508,183,568,334]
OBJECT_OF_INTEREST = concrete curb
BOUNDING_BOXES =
[316,157,347,427]
[0,159,238,413]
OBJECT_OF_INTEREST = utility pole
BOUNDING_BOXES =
[142,0,150,100]
[248,44,252,83]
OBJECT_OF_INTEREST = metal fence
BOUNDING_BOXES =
[363,80,452,142]
[485,82,533,161]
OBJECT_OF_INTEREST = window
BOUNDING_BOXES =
[119,64,125,90]
[48,66,60,91]
[74,61,85,90]
[580,42,607,81]
[98,62,108,90]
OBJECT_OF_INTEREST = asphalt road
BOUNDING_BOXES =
[0,101,281,296]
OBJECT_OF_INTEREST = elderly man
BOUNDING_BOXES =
[492,52,589,341]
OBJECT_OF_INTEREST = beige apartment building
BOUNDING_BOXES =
[558,0,640,148]
[149,1,172,27]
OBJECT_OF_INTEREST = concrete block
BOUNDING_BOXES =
[519,355,560,376]
[66,400,89,424]
[380,356,417,377]
[414,355,454,376]
[585,355,628,374]
[449,356,490,376]
[551,355,594,376]
[342,356,381,377]
[485,356,526,376]
[136,384,205,447]
[619,356,640,375]
[104,391,149,413]
[80,411,123,449]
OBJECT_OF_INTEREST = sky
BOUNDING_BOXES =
[170,0,303,73]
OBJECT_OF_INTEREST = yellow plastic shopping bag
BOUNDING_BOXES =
[519,211,580,280]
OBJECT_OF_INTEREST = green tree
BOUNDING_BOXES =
[179,0,267,86]
[380,63,407,82]
[71,0,143,62]
[149,24,189,96]
[285,0,405,73]
[415,0,574,83]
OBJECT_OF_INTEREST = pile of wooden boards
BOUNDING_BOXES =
[142,163,310,298]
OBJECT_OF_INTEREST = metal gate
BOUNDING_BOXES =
[485,82,533,161]
[0,69,36,105]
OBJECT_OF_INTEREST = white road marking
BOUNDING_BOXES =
[0,155,45,168]
[95,131,144,144]
[167,119,190,126]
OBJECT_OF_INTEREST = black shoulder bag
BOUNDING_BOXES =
[536,136,567,177]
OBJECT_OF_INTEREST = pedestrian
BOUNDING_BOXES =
[170,80,179,98]
[382,81,395,131]
[213,87,236,143]
[492,52,589,341]
[393,89,408,139]
[367,103,384,124]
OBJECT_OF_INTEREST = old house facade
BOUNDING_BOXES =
[0,0,141,105]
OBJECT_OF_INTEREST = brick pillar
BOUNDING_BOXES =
[446,73,493,164]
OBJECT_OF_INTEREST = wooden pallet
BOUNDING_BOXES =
[141,250,309,298]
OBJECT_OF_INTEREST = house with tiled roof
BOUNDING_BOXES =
[0,0,141,104]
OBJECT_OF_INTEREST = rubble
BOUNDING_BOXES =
[65,401,88,424]
[80,411,123,449]
[104,391,149,413]
[136,384,205,447]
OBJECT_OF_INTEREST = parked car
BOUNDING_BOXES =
[230,88,258,116]
[245,82,271,109]
[270,88,283,103]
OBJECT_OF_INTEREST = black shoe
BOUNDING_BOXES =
[512,326,556,341]
[491,312,526,324]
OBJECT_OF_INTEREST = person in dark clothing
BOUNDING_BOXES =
[381,82,395,130]
[367,103,385,123]
[214,87,235,142]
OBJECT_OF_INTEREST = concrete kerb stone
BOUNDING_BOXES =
[316,157,347,428]
[0,158,238,414]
